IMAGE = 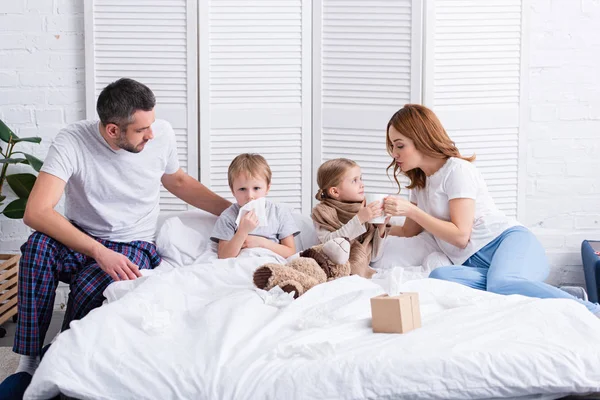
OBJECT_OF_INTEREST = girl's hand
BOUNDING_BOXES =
[357,201,383,224]
[376,216,391,237]
[383,196,414,217]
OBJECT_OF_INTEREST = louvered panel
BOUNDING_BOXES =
[208,128,304,212]
[426,1,523,218]
[314,0,421,208]
[201,0,311,213]
[87,0,198,212]
[433,1,521,108]
[209,1,303,108]
[322,0,413,108]
[449,127,519,218]
[159,190,188,212]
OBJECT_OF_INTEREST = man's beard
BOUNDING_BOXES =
[116,133,143,153]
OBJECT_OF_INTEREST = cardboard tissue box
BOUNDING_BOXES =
[370,293,421,334]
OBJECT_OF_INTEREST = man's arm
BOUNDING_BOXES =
[162,169,231,216]
[24,172,141,281]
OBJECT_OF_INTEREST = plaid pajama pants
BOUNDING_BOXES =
[13,230,161,356]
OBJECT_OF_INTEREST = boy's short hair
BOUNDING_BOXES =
[228,153,272,189]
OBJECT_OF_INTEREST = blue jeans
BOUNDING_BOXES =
[429,226,600,314]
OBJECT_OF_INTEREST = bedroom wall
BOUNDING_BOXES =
[0,0,83,309]
[0,0,599,293]
[0,0,83,255]
[524,0,600,286]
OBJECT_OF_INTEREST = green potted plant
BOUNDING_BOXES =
[0,118,43,219]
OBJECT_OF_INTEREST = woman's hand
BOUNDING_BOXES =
[357,201,383,224]
[383,196,415,217]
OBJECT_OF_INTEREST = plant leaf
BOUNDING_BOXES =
[13,137,42,144]
[0,158,27,164]
[0,119,18,143]
[6,173,37,199]
[1,198,27,219]
[0,195,6,202]
[21,153,43,172]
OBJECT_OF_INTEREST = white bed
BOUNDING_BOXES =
[24,210,600,400]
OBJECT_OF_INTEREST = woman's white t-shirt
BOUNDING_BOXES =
[409,157,519,265]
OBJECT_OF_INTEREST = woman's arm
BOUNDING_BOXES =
[384,197,475,248]
[388,217,423,238]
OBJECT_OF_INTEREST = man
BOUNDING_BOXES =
[0,78,230,398]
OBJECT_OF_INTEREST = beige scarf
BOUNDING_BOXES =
[311,198,376,278]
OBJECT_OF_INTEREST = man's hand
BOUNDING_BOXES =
[95,247,142,281]
[238,210,259,235]
[357,201,383,224]
[243,235,267,249]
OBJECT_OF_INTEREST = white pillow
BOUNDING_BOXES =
[155,210,218,266]
[290,211,319,252]
[155,209,320,265]
[371,231,444,270]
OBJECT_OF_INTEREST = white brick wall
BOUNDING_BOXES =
[0,0,598,293]
[0,0,84,308]
[0,0,84,256]
[525,0,600,287]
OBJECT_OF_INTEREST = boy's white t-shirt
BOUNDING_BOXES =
[41,119,180,243]
[409,157,519,265]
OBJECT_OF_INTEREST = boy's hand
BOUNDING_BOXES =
[357,201,383,224]
[238,210,259,234]
[243,235,267,249]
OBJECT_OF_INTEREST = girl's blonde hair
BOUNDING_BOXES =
[315,158,358,201]
[386,104,475,190]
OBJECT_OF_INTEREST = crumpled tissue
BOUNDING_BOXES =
[235,197,269,229]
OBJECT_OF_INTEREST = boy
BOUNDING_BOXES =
[210,153,299,259]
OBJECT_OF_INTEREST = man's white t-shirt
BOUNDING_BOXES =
[41,119,180,243]
[409,157,519,265]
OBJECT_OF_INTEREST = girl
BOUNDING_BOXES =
[382,104,600,317]
[312,158,388,278]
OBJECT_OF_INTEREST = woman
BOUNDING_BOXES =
[382,104,600,316]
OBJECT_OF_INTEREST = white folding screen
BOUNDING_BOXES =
[199,0,312,214]
[84,0,198,211]
[423,0,523,217]
[312,0,423,201]
[85,1,524,216]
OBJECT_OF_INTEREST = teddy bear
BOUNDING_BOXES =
[253,237,352,298]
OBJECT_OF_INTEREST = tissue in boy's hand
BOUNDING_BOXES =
[235,197,269,229]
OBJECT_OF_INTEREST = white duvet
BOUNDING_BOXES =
[23,213,600,399]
